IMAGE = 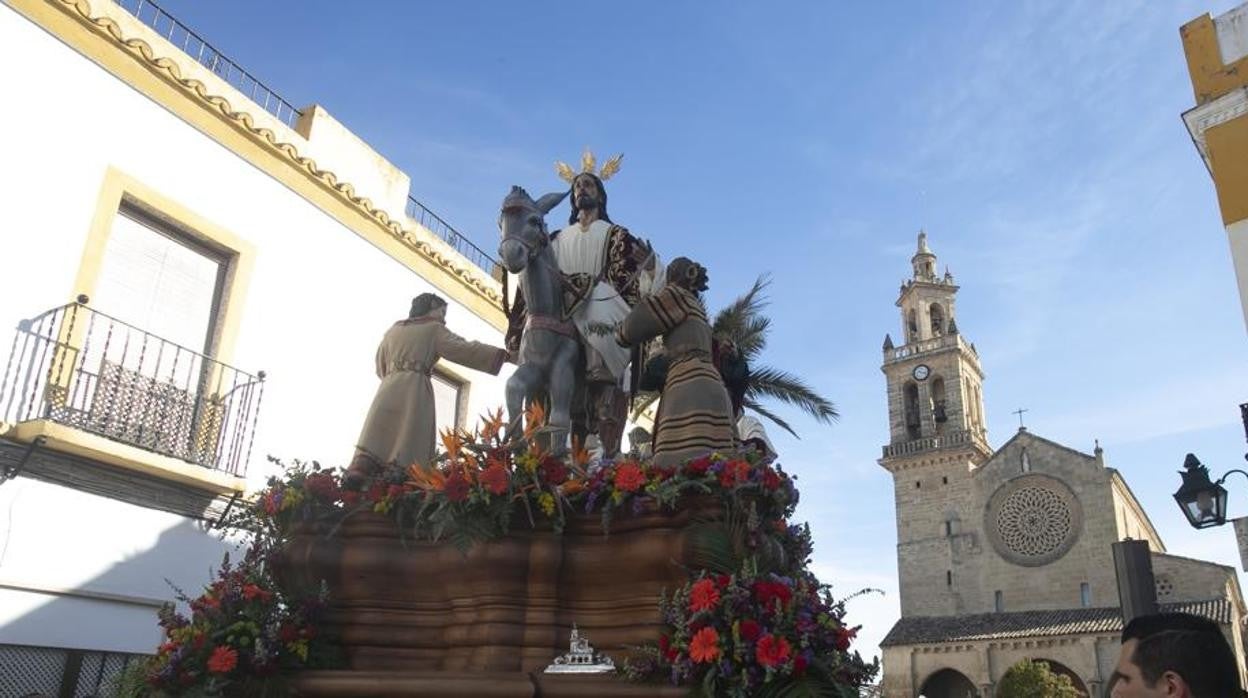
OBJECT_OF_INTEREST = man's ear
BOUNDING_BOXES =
[1158,670,1189,697]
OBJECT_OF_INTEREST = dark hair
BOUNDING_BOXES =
[567,173,611,225]
[409,293,447,318]
[667,257,709,293]
[1121,612,1241,697]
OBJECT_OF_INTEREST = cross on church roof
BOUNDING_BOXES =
[1012,408,1029,430]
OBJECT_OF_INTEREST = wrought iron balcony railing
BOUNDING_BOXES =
[0,301,263,479]
[115,0,302,128]
[115,0,503,281]
[405,195,502,278]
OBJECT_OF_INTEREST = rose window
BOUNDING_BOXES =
[986,475,1081,566]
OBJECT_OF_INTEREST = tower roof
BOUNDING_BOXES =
[912,229,936,261]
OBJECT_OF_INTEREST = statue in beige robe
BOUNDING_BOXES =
[346,294,506,488]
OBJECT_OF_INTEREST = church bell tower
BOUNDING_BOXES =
[880,231,992,616]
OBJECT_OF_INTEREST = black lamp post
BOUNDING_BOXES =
[1173,403,1248,530]
[1174,454,1230,529]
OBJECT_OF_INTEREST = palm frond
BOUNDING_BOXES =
[731,314,771,361]
[744,398,798,438]
[629,391,659,421]
[713,274,771,339]
[747,366,839,424]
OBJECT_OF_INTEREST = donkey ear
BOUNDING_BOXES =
[535,190,569,215]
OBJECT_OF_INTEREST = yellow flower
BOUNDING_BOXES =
[538,492,555,516]
[518,452,539,474]
[281,489,304,511]
[288,639,309,661]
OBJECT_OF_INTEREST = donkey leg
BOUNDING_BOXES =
[505,364,541,443]
[546,342,578,457]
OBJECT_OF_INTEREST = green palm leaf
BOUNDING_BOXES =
[747,366,839,424]
[713,275,771,341]
[743,399,798,438]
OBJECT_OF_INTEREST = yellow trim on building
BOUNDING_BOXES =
[1181,13,1248,105]
[76,166,255,367]
[5,419,247,494]
[5,0,505,330]
[1207,118,1248,225]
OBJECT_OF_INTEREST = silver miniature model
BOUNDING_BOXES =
[543,624,616,674]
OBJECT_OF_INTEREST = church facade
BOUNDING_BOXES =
[877,234,1248,697]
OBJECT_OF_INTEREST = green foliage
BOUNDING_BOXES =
[628,274,839,438]
[997,659,1083,698]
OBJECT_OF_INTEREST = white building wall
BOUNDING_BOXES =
[0,2,509,653]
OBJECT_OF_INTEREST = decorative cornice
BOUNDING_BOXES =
[48,0,502,308]
[1183,85,1248,170]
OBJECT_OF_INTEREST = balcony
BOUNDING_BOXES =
[881,428,987,459]
[882,334,975,365]
[1,302,262,488]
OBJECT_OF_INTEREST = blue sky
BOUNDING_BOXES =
[158,0,1248,660]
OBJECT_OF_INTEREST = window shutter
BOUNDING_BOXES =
[91,208,225,356]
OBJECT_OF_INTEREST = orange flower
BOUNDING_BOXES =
[613,462,645,492]
[688,627,721,663]
[559,479,586,496]
[571,436,591,468]
[689,578,720,612]
[480,407,506,443]
[524,401,547,439]
[441,429,464,459]
[481,463,510,495]
[407,464,445,491]
[206,645,238,673]
[755,634,792,667]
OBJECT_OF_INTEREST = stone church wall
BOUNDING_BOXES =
[963,435,1122,613]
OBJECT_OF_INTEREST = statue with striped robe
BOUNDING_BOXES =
[615,258,735,467]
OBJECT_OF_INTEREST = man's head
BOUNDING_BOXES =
[410,293,448,320]
[1110,612,1241,698]
[569,173,611,224]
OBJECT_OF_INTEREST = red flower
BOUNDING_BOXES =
[753,581,793,609]
[834,626,856,651]
[206,645,238,673]
[261,491,280,515]
[658,634,679,662]
[794,655,808,675]
[688,627,721,663]
[540,456,568,485]
[689,578,721,612]
[718,460,750,488]
[686,456,712,476]
[305,472,339,502]
[481,464,510,495]
[739,619,761,642]
[444,473,470,502]
[242,584,271,601]
[762,467,782,491]
[278,623,299,643]
[196,594,221,611]
[755,634,791,667]
[366,482,387,503]
[341,490,360,507]
[715,574,731,589]
[613,462,645,492]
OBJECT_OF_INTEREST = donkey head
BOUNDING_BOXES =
[497,186,567,274]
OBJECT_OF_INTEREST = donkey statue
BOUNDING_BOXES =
[497,186,576,455]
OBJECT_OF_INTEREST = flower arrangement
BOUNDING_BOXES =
[247,405,799,554]
[130,405,876,696]
[624,569,877,696]
[128,544,335,695]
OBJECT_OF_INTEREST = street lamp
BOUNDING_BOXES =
[1173,403,1248,530]
[1174,454,1230,529]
